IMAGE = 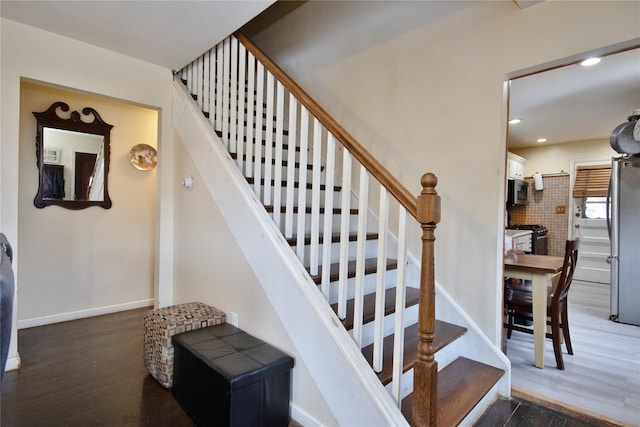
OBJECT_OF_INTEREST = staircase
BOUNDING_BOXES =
[174,32,507,426]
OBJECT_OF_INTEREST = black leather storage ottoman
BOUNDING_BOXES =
[171,324,294,427]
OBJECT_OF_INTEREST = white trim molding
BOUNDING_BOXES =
[17,299,153,329]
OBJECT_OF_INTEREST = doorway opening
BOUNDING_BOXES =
[17,80,159,330]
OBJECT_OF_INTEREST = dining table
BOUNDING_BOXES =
[504,253,565,368]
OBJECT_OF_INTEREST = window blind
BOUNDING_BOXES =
[573,164,611,198]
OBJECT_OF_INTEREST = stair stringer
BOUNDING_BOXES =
[172,79,408,426]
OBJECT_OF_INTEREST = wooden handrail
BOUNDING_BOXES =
[235,31,418,219]
[412,173,440,427]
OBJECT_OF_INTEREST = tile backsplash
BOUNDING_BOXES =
[508,174,570,257]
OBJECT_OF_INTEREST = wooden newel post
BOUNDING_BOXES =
[412,173,441,427]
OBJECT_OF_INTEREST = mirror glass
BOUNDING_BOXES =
[42,128,104,201]
[33,102,113,209]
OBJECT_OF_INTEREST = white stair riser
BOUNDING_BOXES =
[322,269,398,305]
[384,368,414,403]
[383,333,466,401]
[356,304,419,348]
[296,239,380,266]
[258,188,343,213]
[227,134,316,162]
[274,212,379,235]
[236,161,323,184]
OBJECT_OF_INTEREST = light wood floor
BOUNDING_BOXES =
[505,279,640,426]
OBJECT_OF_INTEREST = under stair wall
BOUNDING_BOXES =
[172,79,408,426]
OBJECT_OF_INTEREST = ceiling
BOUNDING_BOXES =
[0,0,275,70]
[2,0,638,149]
[508,46,640,149]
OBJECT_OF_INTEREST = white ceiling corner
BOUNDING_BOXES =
[0,0,276,70]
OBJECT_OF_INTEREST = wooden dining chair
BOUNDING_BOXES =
[504,239,580,370]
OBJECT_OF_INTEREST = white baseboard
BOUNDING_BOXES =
[17,299,154,329]
[4,354,21,371]
[291,403,326,427]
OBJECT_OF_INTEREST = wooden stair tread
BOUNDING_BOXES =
[401,357,504,426]
[286,232,378,246]
[230,152,316,171]
[310,258,398,284]
[333,286,420,331]
[362,320,467,385]
[214,130,301,151]
[264,205,358,215]
[217,121,289,135]
[246,177,341,192]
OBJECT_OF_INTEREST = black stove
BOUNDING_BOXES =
[508,224,548,255]
[508,224,548,235]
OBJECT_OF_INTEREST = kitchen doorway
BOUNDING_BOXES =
[569,160,611,284]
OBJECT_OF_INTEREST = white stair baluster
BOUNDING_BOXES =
[309,118,323,277]
[186,61,193,96]
[373,186,389,372]
[353,165,369,348]
[245,52,256,179]
[338,149,352,319]
[229,37,238,154]
[197,56,204,111]
[207,48,216,129]
[221,37,231,151]
[321,134,336,298]
[391,205,408,406]
[273,82,285,229]
[285,97,298,238]
[202,51,209,117]
[215,42,223,133]
[296,107,310,262]
[263,73,275,206]
[236,43,247,172]
[253,63,265,200]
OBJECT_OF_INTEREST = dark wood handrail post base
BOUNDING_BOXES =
[412,173,440,427]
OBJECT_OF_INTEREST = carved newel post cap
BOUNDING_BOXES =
[421,173,438,194]
[417,173,440,225]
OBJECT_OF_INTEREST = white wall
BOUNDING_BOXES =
[512,138,617,176]
[245,0,640,342]
[17,82,158,324]
[1,18,175,369]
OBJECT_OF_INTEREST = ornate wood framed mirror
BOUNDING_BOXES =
[32,102,113,209]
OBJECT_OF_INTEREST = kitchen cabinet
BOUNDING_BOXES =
[507,152,526,180]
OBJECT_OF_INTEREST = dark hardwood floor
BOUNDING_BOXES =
[1,307,194,427]
[1,306,627,426]
[474,396,623,427]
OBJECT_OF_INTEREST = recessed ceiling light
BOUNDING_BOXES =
[509,118,522,124]
[537,138,547,143]
[579,57,601,67]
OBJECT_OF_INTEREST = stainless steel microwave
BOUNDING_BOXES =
[507,179,528,206]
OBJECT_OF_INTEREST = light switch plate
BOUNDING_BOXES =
[556,205,566,214]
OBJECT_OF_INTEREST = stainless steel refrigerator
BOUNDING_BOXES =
[608,155,640,326]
